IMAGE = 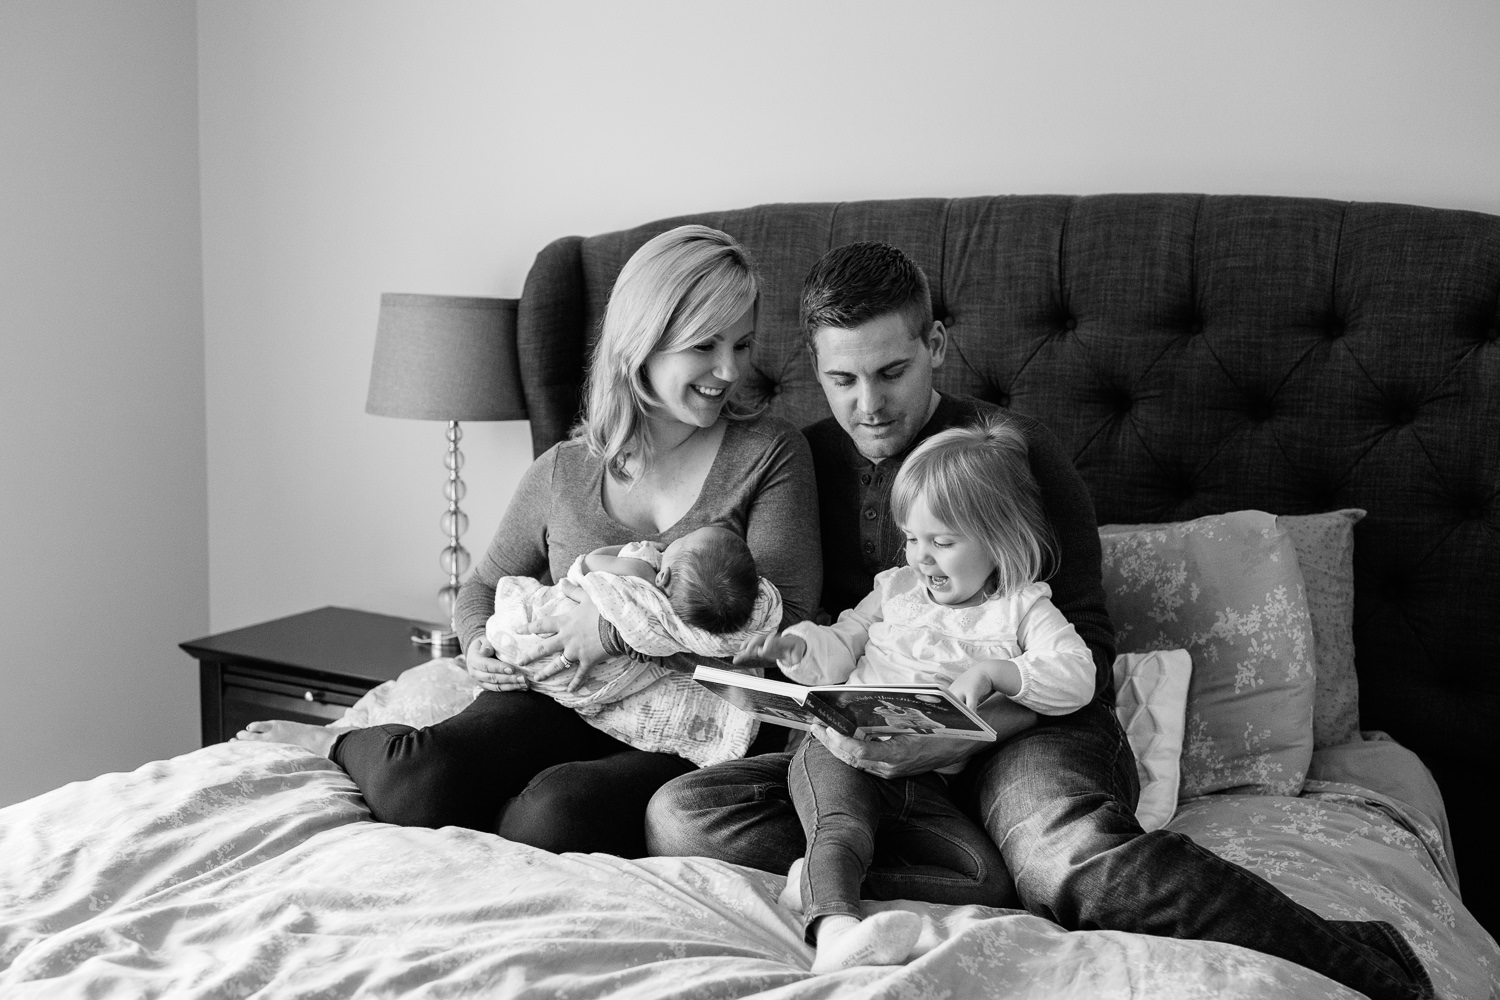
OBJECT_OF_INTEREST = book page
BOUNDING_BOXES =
[817,687,995,740]
[693,676,839,733]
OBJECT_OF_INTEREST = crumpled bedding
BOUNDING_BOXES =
[3,735,1496,999]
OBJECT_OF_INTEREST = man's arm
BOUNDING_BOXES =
[1013,414,1116,698]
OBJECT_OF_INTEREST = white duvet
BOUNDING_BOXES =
[2,736,1497,999]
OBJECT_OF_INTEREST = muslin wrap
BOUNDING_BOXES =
[486,551,781,766]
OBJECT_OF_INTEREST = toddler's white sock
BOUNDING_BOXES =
[778,857,805,912]
[811,910,921,973]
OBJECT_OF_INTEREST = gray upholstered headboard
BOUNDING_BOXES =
[513,194,1499,925]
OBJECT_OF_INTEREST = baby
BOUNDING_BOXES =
[581,525,761,636]
[486,524,781,766]
[489,525,762,679]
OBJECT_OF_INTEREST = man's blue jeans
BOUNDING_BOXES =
[788,737,1015,938]
[646,699,1434,1000]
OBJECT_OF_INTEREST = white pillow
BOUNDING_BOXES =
[1113,649,1193,831]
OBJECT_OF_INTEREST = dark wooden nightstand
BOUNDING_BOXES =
[181,606,446,746]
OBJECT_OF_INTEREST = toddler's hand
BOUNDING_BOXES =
[735,632,807,667]
[947,668,995,711]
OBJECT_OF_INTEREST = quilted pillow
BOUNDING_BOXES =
[1279,509,1365,749]
[1113,649,1192,831]
[1099,510,1315,798]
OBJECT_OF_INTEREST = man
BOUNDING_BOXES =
[645,242,1433,1000]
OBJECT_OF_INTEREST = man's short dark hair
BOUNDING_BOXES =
[669,532,759,633]
[799,241,933,354]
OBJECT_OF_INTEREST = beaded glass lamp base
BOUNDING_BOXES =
[412,420,470,658]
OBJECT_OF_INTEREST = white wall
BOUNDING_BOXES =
[198,0,1500,636]
[0,1,206,807]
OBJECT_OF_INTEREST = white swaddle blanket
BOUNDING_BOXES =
[486,547,781,766]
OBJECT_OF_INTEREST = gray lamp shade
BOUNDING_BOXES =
[366,293,527,421]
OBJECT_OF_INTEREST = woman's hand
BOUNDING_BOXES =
[516,580,607,692]
[812,725,980,779]
[463,636,529,693]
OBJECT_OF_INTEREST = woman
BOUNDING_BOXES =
[241,225,820,856]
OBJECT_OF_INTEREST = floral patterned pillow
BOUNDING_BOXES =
[1279,509,1365,749]
[1099,511,1315,798]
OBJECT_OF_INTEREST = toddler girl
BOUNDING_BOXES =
[738,414,1095,972]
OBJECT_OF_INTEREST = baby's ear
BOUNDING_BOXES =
[656,566,672,590]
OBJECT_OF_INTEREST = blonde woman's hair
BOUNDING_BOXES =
[889,414,1057,598]
[575,225,760,482]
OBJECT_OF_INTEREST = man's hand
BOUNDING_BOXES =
[516,581,607,692]
[812,725,981,779]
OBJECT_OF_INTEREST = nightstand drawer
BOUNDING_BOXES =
[218,670,371,738]
[230,671,365,713]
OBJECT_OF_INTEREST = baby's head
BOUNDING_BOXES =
[659,525,759,633]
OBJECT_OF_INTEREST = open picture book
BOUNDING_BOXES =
[692,664,997,741]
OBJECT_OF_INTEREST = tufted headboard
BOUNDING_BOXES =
[512,194,1499,926]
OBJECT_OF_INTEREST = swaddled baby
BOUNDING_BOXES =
[485,525,782,765]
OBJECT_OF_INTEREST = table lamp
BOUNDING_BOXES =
[366,292,527,652]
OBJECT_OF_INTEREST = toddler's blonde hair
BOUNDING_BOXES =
[890,414,1056,598]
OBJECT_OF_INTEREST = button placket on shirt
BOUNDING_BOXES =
[859,468,881,566]
[859,467,894,570]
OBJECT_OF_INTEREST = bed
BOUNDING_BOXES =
[4,194,1498,998]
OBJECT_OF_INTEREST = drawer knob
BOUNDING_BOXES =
[303,690,317,703]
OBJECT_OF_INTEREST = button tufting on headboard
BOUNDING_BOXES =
[1388,402,1418,426]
